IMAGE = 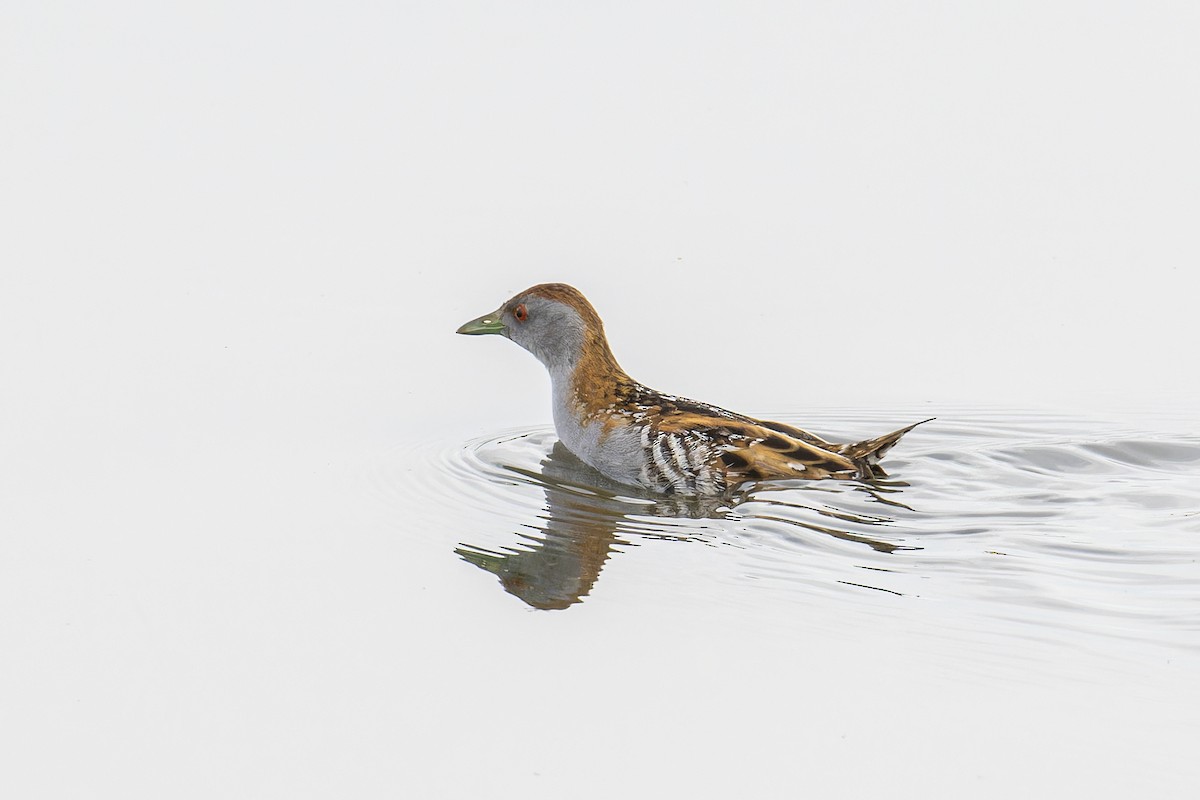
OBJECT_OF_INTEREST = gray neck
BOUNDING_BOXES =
[528,326,583,374]
[548,361,579,437]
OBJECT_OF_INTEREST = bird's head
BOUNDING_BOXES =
[457,283,612,373]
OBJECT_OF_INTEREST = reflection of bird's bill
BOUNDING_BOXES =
[455,480,626,610]
[455,442,718,610]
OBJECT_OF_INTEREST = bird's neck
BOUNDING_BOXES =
[548,327,634,424]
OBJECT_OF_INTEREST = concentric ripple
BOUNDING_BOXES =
[369,407,1200,654]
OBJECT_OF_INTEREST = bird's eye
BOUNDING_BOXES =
[513,303,528,322]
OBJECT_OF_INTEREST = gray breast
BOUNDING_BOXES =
[552,408,646,489]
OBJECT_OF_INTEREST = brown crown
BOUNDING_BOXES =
[518,283,604,329]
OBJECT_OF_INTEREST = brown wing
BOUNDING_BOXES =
[652,413,861,484]
[759,417,934,469]
[623,386,922,486]
[718,430,861,482]
[756,418,834,447]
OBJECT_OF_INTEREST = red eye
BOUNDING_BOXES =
[513,303,528,322]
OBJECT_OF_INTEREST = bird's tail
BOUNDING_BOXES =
[836,418,934,475]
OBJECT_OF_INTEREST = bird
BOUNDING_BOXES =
[457,283,929,496]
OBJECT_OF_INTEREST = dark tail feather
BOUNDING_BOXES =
[839,418,935,465]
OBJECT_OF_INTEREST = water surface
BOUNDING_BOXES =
[378,407,1200,672]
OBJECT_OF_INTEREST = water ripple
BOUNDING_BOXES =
[369,408,1200,656]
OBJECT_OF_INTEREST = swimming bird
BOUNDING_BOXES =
[457,283,929,496]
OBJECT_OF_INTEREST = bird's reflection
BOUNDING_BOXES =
[454,443,700,610]
[456,442,916,610]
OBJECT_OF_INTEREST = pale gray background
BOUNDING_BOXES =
[3,2,1198,798]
